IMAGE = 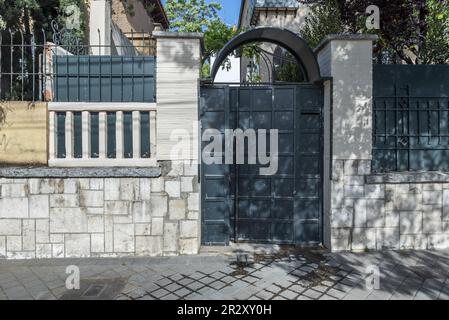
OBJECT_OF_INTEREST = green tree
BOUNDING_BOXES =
[165,0,238,77]
[298,0,449,64]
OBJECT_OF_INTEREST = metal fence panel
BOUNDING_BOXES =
[373,65,449,172]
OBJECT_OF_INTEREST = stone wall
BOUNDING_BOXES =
[331,159,449,251]
[0,160,200,259]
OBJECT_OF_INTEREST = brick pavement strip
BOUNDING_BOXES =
[0,250,449,300]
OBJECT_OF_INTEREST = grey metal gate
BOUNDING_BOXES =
[200,84,323,246]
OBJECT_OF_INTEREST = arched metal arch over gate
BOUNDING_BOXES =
[201,28,324,246]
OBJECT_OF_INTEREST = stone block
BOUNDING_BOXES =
[332,160,344,181]
[344,160,358,176]
[1,184,27,197]
[180,221,198,238]
[87,207,104,215]
[36,220,50,243]
[50,194,79,208]
[400,234,427,250]
[135,223,152,236]
[443,190,449,220]
[163,222,178,253]
[151,177,165,192]
[105,201,131,216]
[179,238,199,255]
[50,233,64,243]
[364,185,385,199]
[422,190,442,205]
[423,184,443,191]
[0,219,22,235]
[344,176,365,186]
[351,228,376,251]
[113,224,134,253]
[169,199,186,220]
[87,216,104,233]
[385,211,400,227]
[136,236,162,256]
[331,207,353,228]
[150,195,168,217]
[0,198,28,218]
[188,193,200,211]
[366,199,385,228]
[376,227,400,250]
[113,215,133,224]
[7,235,22,252]
[331,181,345,209]
[353,199,367,227]
[140,179,151,201]
[151,218,164,236]
[22,219,35,251]
[133,201,151,223]
[104,178,121,200]
[52,243,65,258]
[120,179,139,201]
[65,234,90,257]
[29,195,49,218]
[39,179,64,194]
[331,228,351,251]
[181,176,194,193]
[80,190,104,207]
[165,180,181,198]
[91,234,105,253]
[422,207,442,234]
[63,179,78,194]
[0,236,5,258]
[394,194,421,211]
[78,178,90,190]
[104,217,114,252]
[90,179,104,190]
[358,160,371,175]
[50,208,88,233]
[168,161,184,177]
[184,161,199,176]
[428,234,449,250]
[400,212,423,234]
[36,244,52,259]
[344,185,364,198]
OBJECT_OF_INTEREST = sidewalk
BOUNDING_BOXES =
[1,249,449,300]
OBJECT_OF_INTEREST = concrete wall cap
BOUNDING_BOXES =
[153,31,204,39]
[314,33,378,53]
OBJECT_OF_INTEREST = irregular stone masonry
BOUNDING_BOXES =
[0,160,200,259]
[331,159,449,251]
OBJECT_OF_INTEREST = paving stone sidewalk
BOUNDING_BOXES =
[1,249,449,300]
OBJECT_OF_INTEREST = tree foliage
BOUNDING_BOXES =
[165,0,239,76]
[298,0,449,64]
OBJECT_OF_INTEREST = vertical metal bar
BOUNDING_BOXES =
[38,54,42,101]
[394,86,398,171]
[41,29,46,102]
[0,31,2,100]
[141,30,145,102]
[82,111,91,159]
[20,29,24,100]
[9,29,13,99]
[132,111,141,158]
[99,111,107,159]
[116,111,124,159]
[66,50,69,102]
[49,111,56,160]
[131,29,134,102]
[65,111,74,159]
[31,33,36,101]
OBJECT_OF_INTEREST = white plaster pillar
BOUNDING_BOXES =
[153,31,203,161]
[315,34,377,251]
[89,0,112,55]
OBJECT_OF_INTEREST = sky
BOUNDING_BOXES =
[161,0,242,27]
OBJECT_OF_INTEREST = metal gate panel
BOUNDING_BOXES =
[200,84,323,246]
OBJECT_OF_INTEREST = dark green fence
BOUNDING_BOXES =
[54,55,155,102]
[373,65,449,172]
